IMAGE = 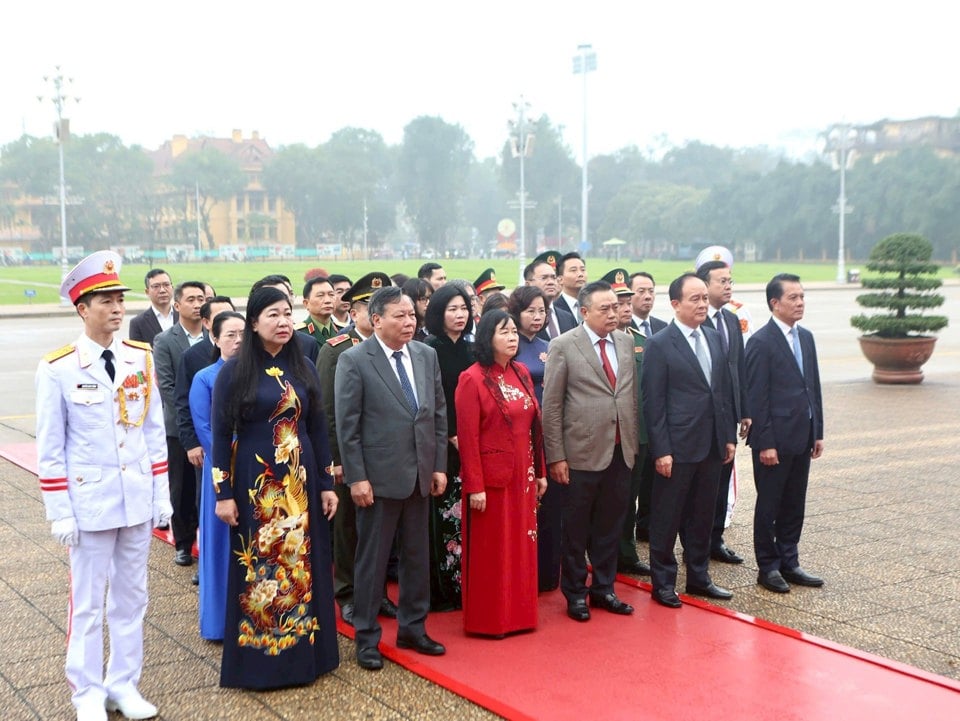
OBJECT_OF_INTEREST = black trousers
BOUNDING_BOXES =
[618,444,648,563]
[649,455,721,592]
[537,475,568,592]
[166,435,197,552]
[560,446,630,602]
[753,450,811,573]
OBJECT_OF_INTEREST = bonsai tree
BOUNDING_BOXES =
[850,233,948,337]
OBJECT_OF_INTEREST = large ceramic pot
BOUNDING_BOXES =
[857,335,937,384]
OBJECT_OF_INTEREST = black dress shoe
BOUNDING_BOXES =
[710,543,744,564]
[617,560,652,576]
[652,588,682,608]
[589,593,634,615]
[635,527,649,542]
[357,646,383,670]
[758,570,791,593]
[191,571,199,586]
[685,582,733,600]
[174,549,193,566]
[566,599,591,622]
[781,567,824,587]
[378,596,399,619]
[396,633,445,656]
[340,603,354,626]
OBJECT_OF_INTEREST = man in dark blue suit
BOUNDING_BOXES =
[642,273,736,609]
[746,274,824,593]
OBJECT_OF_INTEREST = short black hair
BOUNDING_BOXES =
[303,275,333,299]
[558,252,584,275]
[250,274,293,298]
[200,295,235,320]
[696,260,728,284]
[766,273,802,310]
[630,271,655,287]
[668,272,702,302]
[418,262,443,280]
[424,283,474,337]
[578,280,612,308]
[144,268,169,288]
[474,309,514,367]
[508,285,549,322]
[174,281,206,302]
[328,274,351,286]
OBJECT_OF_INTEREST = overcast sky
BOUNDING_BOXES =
[3,1,956,162]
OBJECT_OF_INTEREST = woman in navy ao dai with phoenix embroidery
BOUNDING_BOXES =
[210,287,339,689]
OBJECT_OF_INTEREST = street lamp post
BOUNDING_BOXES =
[39,67,78,306]
[828,123,856,284]
[508,96,537,284]
[573,44,596,254]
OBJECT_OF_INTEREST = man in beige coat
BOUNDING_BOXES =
[542,280,639,622]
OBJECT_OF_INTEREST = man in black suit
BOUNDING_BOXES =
[524,251,577,341]
[552,252,587,321]
[128,269,178,344]
[693,260,751,565]
[629,271,667,542]
[746,273,825,593]
[153,281,207,567]
[335,286,448,670]
[642,273,736,609]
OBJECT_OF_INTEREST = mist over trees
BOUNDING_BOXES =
[3,120,959,262]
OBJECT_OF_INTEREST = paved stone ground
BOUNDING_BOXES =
[1,283,958,719]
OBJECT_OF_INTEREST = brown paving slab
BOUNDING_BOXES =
[3,656,66,692]
[18,682,73,721]
[142,689,286,721]
[2,631,67,665]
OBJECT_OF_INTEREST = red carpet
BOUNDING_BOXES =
[5,442,960,720]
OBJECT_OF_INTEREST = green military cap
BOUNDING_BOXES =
[474,267,506,294]
[601,268,633,296]
[531,249,560,270]
[342,271,392,304]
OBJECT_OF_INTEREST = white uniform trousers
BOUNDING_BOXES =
[66,521,152,710]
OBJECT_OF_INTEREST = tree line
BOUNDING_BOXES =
[2,118,958,262]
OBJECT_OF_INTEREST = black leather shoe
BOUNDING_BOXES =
[566,599,591,622]
[396,633,446,656]
[685,582,733,600]
[652,588,682,608]
[758,570,791,593]
[357,646,383,670]
[340,603,354,626]
[617,560,652,576]
[781,567,824,587]
[589,593,634,615]
[710,543,744,564]
[191,571,199,586]
[174,549,193,566]
[635,527,649,542]
[379,596,399,619]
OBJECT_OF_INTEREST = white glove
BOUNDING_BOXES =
[51,517,79,547]
[153,500,174,529]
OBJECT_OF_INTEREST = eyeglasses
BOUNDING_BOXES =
[148,282,172,290]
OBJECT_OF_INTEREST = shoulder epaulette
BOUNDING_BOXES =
[122,338,152,351]
[293,321,307,331]
[728,299,743,309]
[44,344,76,363]
[326,334,352,347]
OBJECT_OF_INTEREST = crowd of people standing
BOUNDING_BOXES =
[35,248,825,719]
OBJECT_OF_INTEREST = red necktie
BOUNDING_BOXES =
[598,338,620,443]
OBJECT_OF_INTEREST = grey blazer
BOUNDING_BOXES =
[153,324,194,437]
[334,336,447,499]
[542,325,638,471]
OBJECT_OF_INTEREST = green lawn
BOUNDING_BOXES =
[0,257,952,305]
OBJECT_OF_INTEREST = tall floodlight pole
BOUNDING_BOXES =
[39,68,79,306]
[828,123,856,284]
[573,44,596,254]
[508,97,537,284]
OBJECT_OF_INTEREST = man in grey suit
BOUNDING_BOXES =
[152,281,206,567]
[642,273,737,609]
[542,280,639,622]
[335,286,448,670]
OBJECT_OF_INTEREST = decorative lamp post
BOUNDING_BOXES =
[38,67,79,306]
[827,123,857,284]
[508,96,537,284]
[572,44,596,253]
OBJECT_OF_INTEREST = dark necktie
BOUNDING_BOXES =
[641,319,650,337]
[102,349,115,382]
[392,350,419,413]
[597,338,620,443]
[713,312,729,355]
[548,309,561,339]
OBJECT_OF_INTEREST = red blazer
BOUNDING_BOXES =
[455,361,546,495]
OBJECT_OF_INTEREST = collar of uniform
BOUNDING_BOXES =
[76,333,120,369]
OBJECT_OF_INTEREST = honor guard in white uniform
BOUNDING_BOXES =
[35,251,172,721]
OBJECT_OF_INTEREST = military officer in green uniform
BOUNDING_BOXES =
[600,268,653,577]
[316,271,397,625]
[297,275,338,345]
